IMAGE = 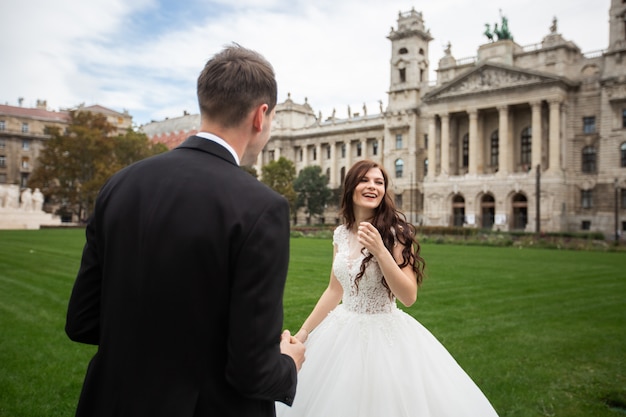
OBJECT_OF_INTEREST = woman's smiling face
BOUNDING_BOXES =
[353,167,385,211]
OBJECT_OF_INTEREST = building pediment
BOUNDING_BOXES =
[424,63,575,102]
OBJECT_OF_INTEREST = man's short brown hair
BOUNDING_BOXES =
[197,44,277,128]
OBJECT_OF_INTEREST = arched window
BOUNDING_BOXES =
[462,134,469,168]
[481,194,495,229]
[418,48,425,55]
[512,193,528,230]
[582,146,597,173]
[490,130,499,168]
[395,159,404,178]
[520,127,531,165]
[452,195,465,227]
[424,158,429,176]
[621,142,626,167]
[399,47,408,54]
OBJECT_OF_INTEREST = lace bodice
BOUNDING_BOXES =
[333,225,396,314]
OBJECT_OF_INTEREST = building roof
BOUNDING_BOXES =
[75,104,129,117]
[0,104,70,123]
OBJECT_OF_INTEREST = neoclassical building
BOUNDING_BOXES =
[143,1,626,238]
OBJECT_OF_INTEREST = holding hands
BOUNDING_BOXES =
[280,330,306,371]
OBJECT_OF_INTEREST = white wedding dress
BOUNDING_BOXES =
[276,225,499,417]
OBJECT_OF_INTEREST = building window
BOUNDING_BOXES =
[581,189,593,209]
[0,156,5,167]
[312,147,317,161]
[268,150,275,161]
[395,193,403,209]
[395,159,404,178]
[356,142,362,157]
[621,142,626,167]
[21,157,30,169]
[372,141,378,156]
[395,134,403,149]
[22,123,29,133]
[341,144,346,158]
[0,173,6,183]
[399,47,408,55]
[298,148,303,162]
[22,140,31,151]
[399,68,406,83]
[490,130,499,168]
[0,120,5,131]
[583,116,596,134]
[621,188,626,209]
[424,158,428,176]
[582,146,597,173]
[462,134,469,168]
[0,139,5,149]
[520,127,531,165]
[622,109,626,128]
[424,134,428,149]
[326,145,331,159]
[581,220,591,230]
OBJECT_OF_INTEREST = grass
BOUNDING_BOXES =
[1,229,625,416]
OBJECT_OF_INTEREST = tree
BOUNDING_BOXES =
[28,111,167,221]
[114,128,168,167]
[293,165,331,224]
[261,157,297,221]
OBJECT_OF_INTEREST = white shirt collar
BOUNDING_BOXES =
[195,131,240,166]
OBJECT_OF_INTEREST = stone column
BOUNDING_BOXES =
[531,101,542,170]
[361,139,367,159]
[345,141,352,170]
[498,105,510,174]
[548,99,562,172]
[330,142,338,187]
[302,145,308,166]
[440,114,450,175]
[427,115,437,178]
[468,109,478,175]
[316,143,322,165]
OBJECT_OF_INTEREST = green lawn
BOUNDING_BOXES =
[1,229,625,416]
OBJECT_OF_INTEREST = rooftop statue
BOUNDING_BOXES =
[484,12,513,41]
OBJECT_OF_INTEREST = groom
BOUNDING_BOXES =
[65,45,305,416]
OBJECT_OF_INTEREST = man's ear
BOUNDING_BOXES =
[252,103,269,132]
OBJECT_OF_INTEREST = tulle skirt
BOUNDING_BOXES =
[276,305,499,417]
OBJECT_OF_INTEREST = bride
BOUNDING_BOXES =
[276,159,499,417]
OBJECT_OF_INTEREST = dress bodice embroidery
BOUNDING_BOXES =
[333,225,396,314]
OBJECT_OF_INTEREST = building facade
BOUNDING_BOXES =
[0,101,133,190]
[145,1,626,238]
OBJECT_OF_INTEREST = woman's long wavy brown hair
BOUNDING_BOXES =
[339,160,425,294]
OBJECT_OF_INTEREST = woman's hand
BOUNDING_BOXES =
[294,328,309,343]
[357,222,385,258]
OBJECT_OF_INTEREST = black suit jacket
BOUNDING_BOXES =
[66,136,296,417]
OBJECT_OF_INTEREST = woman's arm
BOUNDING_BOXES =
[357,222,418,307]
[294,245,343,343]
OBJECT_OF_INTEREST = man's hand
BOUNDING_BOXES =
[280,330,305,371]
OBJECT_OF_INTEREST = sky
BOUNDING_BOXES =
[0,0,611,127]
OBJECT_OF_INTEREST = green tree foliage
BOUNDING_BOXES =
[261,157,297,218]
[28,111,167,221]
[293,165,331,224]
